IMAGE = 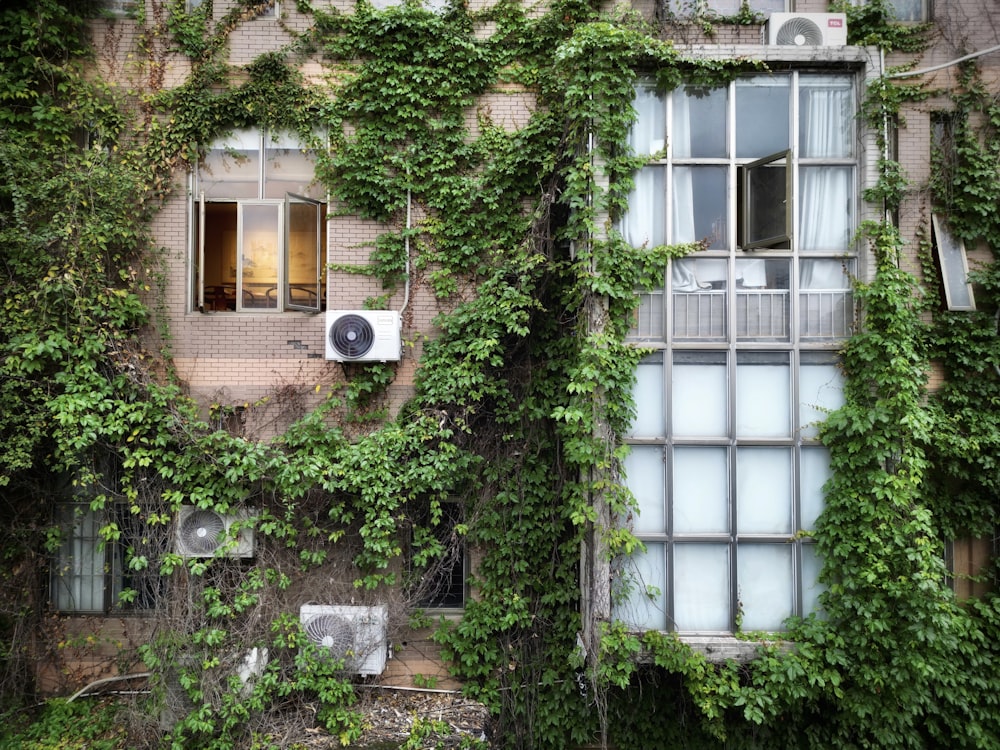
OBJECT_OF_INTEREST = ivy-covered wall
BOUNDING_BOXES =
[1,0,999,748]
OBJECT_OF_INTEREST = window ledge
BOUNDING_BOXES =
[634,635,792,664]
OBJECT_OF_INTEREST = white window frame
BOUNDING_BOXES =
[932,213,976,311]
[193,129,325,314]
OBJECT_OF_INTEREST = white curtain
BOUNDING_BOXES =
[630,84,665,156]
[624,167,665,248]
[799,79,853,251]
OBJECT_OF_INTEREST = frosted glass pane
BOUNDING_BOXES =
[624,167,666,248]
[738,545,792,631]
[737,448,792,534]
[672,359,727,437]
[615,543,667,631]
[673,447,729,534]
[623,446,666,534]
[800,447,831,529]
[802,544,826,617]
[674,544,730,631]
[736,358,789,437]
[799,363,844,438]
[629,361,665,437]
[200,129,260,199]
[630,84,665,156]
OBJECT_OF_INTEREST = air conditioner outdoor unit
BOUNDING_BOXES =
[325,311,402,363]
[176,506,255,559]
[767,13,848,46]
[299,604,389,676]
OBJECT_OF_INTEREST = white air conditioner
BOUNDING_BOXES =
[176,506,255,559]
[325,311,402,362]
[767,13,848,46]
[299,604,389,676]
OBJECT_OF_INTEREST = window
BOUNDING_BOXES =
[97,0,139,17]
[51,504,163,614]
[194,129,326,313]
[932,214,975,311]
[886,0,929,22]
[667,0,786,15]
[409,501,466,610]
[617,72,856,634]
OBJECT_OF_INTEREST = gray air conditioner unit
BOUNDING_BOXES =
[767,13,848,46]
[325,311,402,363]
[176,506,255,559]
[299,604,389,676]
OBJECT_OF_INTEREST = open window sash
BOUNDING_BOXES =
[740,150,792,250]
[932,213,976,311]
[284,193,322,313]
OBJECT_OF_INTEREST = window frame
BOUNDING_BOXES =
[931,213,976,311]
[408,499,467,612]
[51,503,163,615]
[193,128,326,314]
[619,71,858,635]
[740,149,792,250]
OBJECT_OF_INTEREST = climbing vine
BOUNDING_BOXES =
[2,0,1000,749]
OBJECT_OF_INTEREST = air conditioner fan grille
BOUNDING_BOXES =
[328,314,376,359]
[304,614,355,652]
[775,17,823,46]
[179,510,226,555]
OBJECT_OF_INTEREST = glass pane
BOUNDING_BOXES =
[799,358,844,438]
[629,357,665,437]
[673,447,729,534]
[239,204,281,310]
[800,259,853,339]
[736,259,789,340]
[737,447,792,534]
[738,544,793,631]
[53,506,104,612]
[625,167,666,248]
[630,84,665,156]
[674,544,730,631]
[736,352,790,438]
[933,215,975,310]
[736,77,790,158]
[802,544,826,617]
[888,0,925,21]
[265,132,322,200]
[800,446,831,530]
[286,197,321,311]
[199,129,260,199]
[799,167,853,251]
[799,75,854,158]
[623,446,666,534]
[672,258,727,340]
[615,543,667,631]
[672,166,727,249]
[673,86,727,158]
[743,160,788,248]
[673,352,727,437]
